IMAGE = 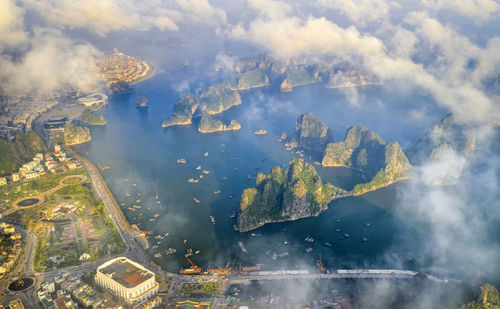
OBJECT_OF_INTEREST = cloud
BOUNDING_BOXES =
[0,0,27,45]
[317,0,393,23]
[0,28,103,96]
[248,0,293,20]
[422,0,500,24]
[229,14,385,59]
[22,0,180,36]
[176,0,227,27]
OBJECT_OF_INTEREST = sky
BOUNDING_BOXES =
[1,0,500,304]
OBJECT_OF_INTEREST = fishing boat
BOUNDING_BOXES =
[365,223,371,227]
[155,194,159,199]
[204,152,208,157]
[125,193,131,197]
[362,238,368,242]
[132,183,137,187]
[306,247,313,253]
[177,158,186,164]
[221,176,227,181]
[193,197,200,203]
[149,218,156,222]
[209,215,216,224]
[304,236,315,243]
[156,201,161,204]
[153,214,159,218]
[188,178,199,183]
[195,250,200,254]
[164,233,169,237]
[184,239,187,243]
[214,190,221,194]
[202,170,210,174]
[278,252,289,258]
[324,242,333,248]
[196,165,201,170]
[185,248,193,257]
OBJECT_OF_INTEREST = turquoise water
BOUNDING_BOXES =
[75,71,446,273]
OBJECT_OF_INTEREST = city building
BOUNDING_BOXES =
[11,173,19,182]
[77,93,108,107]
[0,177,6,186]
[8,299,25,309]
[95,257,159,305]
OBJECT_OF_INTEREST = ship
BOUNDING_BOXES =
[304,236,315,243]
[214,190,221,195]
[135,94,148,108]
[177,158,187,164]
[242,264,261,272]
[202,170,210,174]
[204,152,208,157]
[193,197,200,203]
[209,215,216,224]
[180,257,202,275]
[98,164,111,170]
[316,254,329,274]
[184,248,193,258]
[188,178,199,183]
[165,248,176,255]
[237,241,248,253]
[195,165,201,170]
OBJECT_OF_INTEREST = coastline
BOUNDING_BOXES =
[128,61,157,86]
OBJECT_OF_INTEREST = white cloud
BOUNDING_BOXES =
[422,0,500,24]
[177,0,227,27]
[0,28,103,96]
[230,14,385,59]
[317,0,393,23]
[0,0,27,45]
[248,0,293,20]
[22,0,181,35]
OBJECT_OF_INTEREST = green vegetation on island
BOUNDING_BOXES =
[407,114,476,185]
[236,68,270,90]
[288,112,333,153]
[162,84,241,128]
[237,158,347,232]
[63,124,91,146]
[0,131,48,176]
[321,126,413,195]
[198,112,241,133]
[79,110,107,126]
[280,65,318,92]
[461,284,500,309]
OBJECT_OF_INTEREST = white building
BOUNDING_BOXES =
[95,257,158,305]
[77,93,108,107]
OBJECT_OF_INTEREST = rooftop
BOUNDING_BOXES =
[98,257,153,288]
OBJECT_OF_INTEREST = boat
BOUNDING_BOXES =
[136,199,141,203]
[177,158,186,164]
[324,242,333,248]
[221,176,227,181]
[180,257,202,275]
[138,193,141,196]
[164,233,169,237]
[155,235,163,239]
[188,178,199,183]
[278,252,289,258]
[149,218,156,222]
[128,207,134,210]
[338,235,345,240]
[234,168,239,172]
[304,236,315,243]
[195,250,200,254]
[153,214,159,218]
[362,238,368,242]
[209,215,216,224]
[199,175,203,179]
[229,211,237,218]
[196,165,201,170]
[237,241,248,253]
[156,201,161,204]
[204,152,208,157]
[165,248,176,255]
[132,183,137,187]
[125,193,131,197]
[98,164,111,170]
[214,190,221,195]
[335,229,341,232]
[154,253,162,258]
[247,175,251,180]
[193,197,200,203]
[184,239,187,243]
[344,233,350,238]
[305,247,313,253]
[185,248,193,257]
[271,253,278,260]
[155,194,159,199]
[365,223,371,227]
[202,170,210,174]
[316,255,329,274]
[228,194,233,199]
[135,94,148,108]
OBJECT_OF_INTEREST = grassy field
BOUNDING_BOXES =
[180,282,220,296]
[3,169,126,271]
